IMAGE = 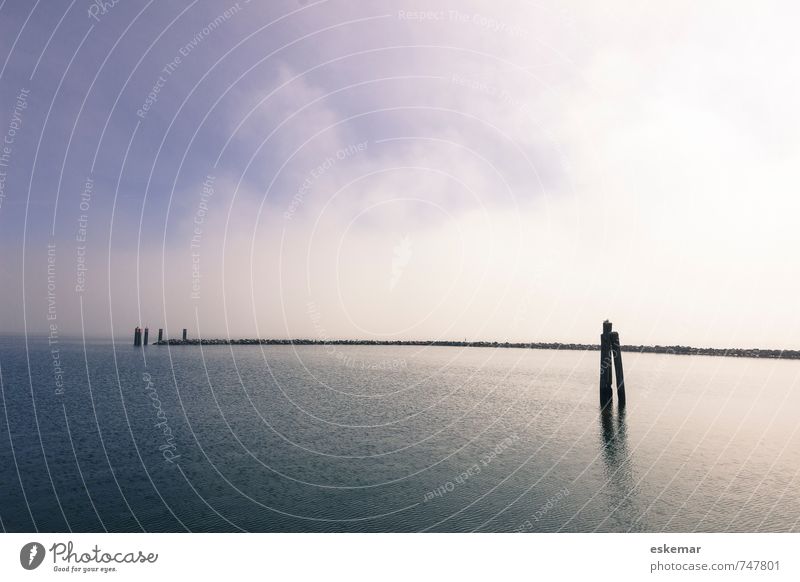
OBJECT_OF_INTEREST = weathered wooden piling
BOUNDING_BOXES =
[599,320,626,408]
[610,331,625,407]
[143,327,149,346]
[158,328,163,342]
[182,328,187,341]
[133,326,141,347]
[600,321,613,407]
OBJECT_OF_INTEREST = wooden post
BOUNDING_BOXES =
[610,331,626,407]
[158,328,163,343]
[600,321,613,407]
[182,328,187,341]
[143,327,149,346]
[134,327,141,347]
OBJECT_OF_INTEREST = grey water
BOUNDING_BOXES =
[1,336,798,532]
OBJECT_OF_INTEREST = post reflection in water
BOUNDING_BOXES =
[598,404,642,530]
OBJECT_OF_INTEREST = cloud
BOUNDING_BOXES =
[3,1,800,348]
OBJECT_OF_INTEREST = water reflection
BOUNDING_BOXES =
[600,406,630,469]
[599,405,641,529]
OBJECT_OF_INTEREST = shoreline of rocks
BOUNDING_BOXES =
[150,338,800,360]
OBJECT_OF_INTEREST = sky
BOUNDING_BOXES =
[0,0,799,348]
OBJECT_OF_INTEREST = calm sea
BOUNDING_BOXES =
[1,336,798,532]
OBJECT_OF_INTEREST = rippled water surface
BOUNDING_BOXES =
[1,337,798,532]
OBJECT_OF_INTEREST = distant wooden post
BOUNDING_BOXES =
[143,327,149,346]
[600,321,613,407]
[182,328,187,341]
[158,328,163,342]
[134,326,141,347]
[610,331,625,407]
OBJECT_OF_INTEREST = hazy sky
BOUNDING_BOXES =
[1,0,799,348]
